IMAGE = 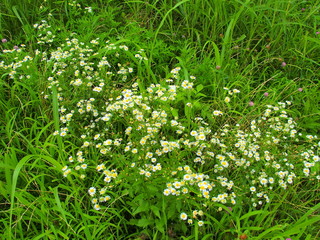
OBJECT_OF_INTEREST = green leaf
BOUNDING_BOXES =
[134,218,154,227]
[150,205,161,219]
[132,202,150,215]
[155,219,165,233]
[282,216,320,236]
[196,84,204,92]
[146,184,159,193]
[171,108,179,118]
[239,210,268,220]
[255,224,287,239]
[195,92,207,98]
[202,234,215,240]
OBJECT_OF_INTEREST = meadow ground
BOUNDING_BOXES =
[0,0,319,239]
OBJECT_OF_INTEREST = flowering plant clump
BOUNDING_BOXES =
[1,14,319,235]
[56,68,319,226]
[25,27,318,225]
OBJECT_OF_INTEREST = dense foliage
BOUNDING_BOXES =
[0,0,319,239]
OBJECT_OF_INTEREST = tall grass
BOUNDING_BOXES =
[0,0,319,239]
[122,0,320,130]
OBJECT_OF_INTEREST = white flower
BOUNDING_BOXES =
[180,212,188,220]
[88,187,96,196]
[213,110,223,116]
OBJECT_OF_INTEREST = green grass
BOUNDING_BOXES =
[0,0,319,239]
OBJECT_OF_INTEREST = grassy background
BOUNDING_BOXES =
[0,0,319,239]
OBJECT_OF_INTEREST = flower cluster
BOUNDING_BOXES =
[33,20,56,45]
[180,210,205,226]
[1,17,319,226]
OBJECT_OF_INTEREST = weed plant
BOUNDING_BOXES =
[0,0,319,239]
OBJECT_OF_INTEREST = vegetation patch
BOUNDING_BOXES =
[0,0,319,239]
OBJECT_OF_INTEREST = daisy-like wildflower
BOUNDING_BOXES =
[60,131,67,137]
[198,221,204,226]
[88,187,96,196]
[260,178,268,185]
[213,110,223,116]
[163,189,171,196]
[190,130,198,137]
[93,204,100,210]
[182,188,189,194]
[132,148,138,154]
[180,212,188,220]
[221,160,229,168]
